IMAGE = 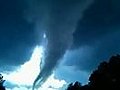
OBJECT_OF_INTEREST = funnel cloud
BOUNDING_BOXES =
[26,0,94,89]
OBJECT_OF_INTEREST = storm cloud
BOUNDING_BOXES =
[73,0,120,47]
[0,0,40,71]
[65,0,120,71]
[26,0,94,89]
[1,0,120,89]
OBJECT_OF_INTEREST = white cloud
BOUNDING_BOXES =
[39,74,66,90]
[6,87,31,90]
[2,46,66,90]
[3,46,43,86]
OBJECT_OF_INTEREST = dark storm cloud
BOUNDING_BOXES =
[64,31,120,71]
[28,0,94,89]
[73,0,120,47]
[65,0,120,71]
[0,0,40,71]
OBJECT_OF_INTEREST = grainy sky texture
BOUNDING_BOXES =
[0,0,120,90]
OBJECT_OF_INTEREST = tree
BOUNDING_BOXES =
[66,55,120,90]
[0,74,5,90]
[89,55,120,89]
[66,81,81,90]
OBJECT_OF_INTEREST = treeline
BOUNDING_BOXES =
[66,55,120,90]
[0,55,120,90]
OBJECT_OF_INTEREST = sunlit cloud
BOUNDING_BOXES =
[3,46,43,86]
[39,74,66,90]
[2,46,66,90]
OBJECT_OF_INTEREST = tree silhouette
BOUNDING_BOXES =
[66,81,81,90]
[0,74,5,90]
[66,55,120,90]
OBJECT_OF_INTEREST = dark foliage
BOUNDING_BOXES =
[67,81,81,90]
[0,74,5,90]
[66,55,120,90]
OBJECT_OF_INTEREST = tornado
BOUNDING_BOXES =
[27,0,94,89]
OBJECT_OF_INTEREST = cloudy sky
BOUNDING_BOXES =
[0,0,120,90]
